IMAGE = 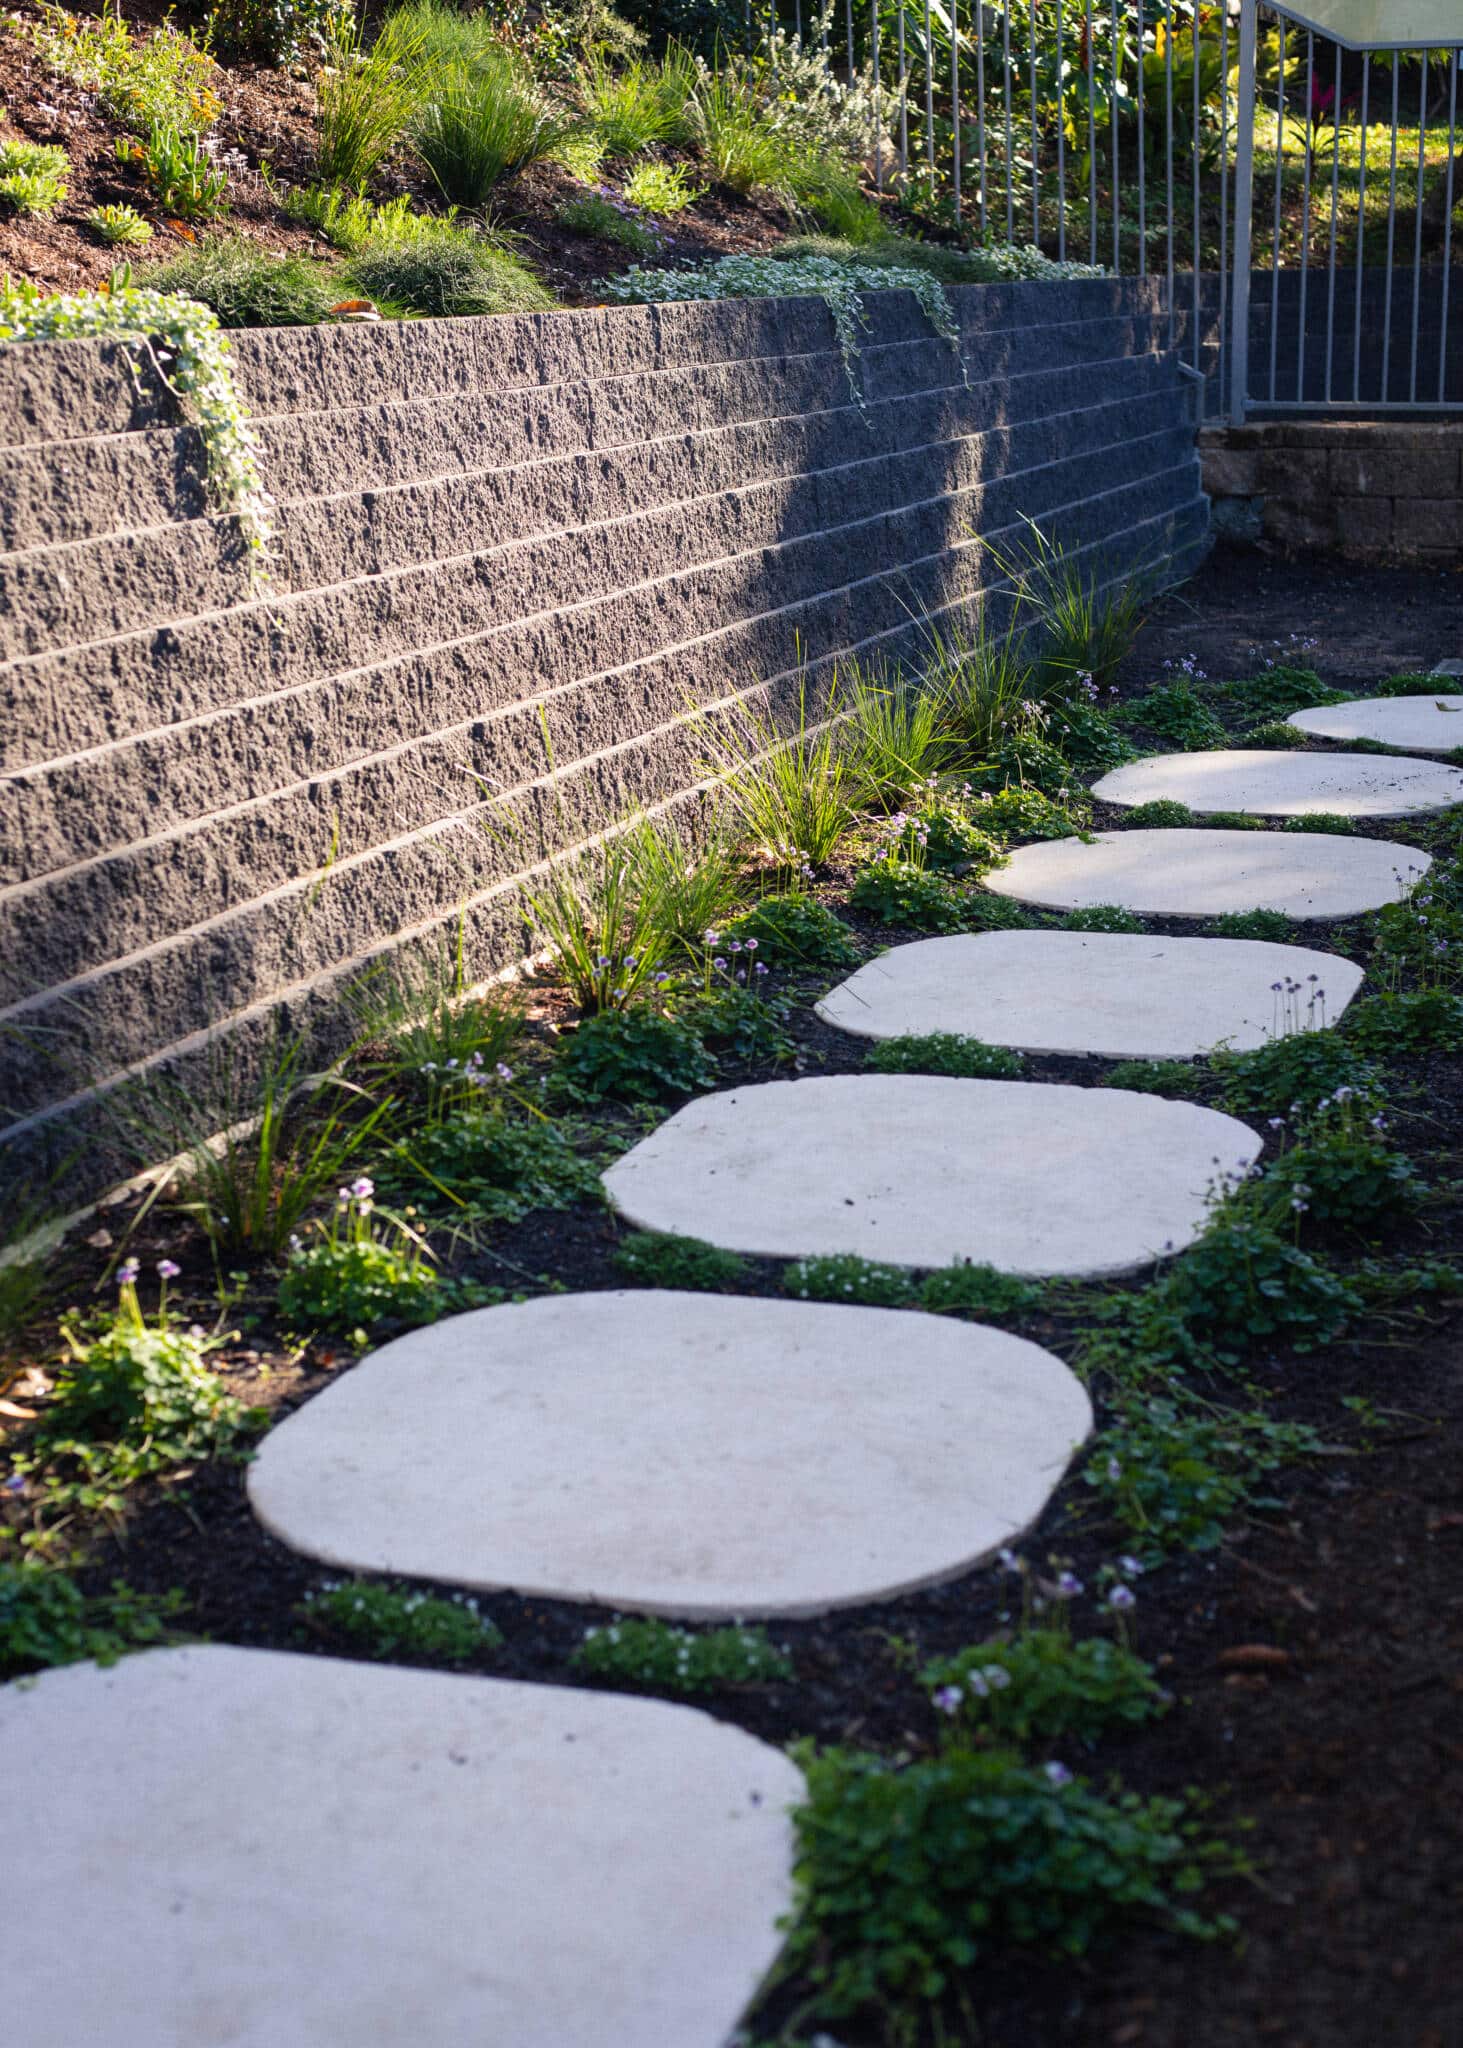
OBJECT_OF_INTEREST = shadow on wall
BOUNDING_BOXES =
[0,277,1208,1222]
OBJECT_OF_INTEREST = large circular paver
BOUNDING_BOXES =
[984,828,1430,919]
[601,1076,1261,1277]
[249,1291,1092,1618]
[815,930,1364,1058]
[6,1644,802,2048]
[1093,748,1463,817]
[1288,693,1463,756]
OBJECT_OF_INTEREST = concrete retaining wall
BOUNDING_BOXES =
[0,277,1208,1207]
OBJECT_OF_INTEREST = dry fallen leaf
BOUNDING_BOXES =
[1217,1643,1293,1673]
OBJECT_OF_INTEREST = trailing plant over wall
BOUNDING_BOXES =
[0,277,274,560]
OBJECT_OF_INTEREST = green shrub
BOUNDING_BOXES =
[1119,798,1195,828]
[282,180,418,249]
[1163,1218,1359,1354]
[784,1744,1230,2017]
[623,156,702,213]
[347,218,553,316]
[1344,988,1463,1057]
[0,138,68,214]
[553,1007,715,1103]
[277,1183,442,1334]
[887,800,1002,873]
[300,1579,501,1662]
[692,981,793,1063]
[142,235,337,325]
[613,1229,752,1290]
[1060,904,1147,933]
[0,1566,183,1675]
[1266,1133,1423,1237]
[967,730,1078,800]
[211,0,348,63]
[918,1262,1042,1319]
[86,201,153,245]
[556,188,663,254]
[1213,1031,1375,1118]
[1211,907,1293,942]
[1282,811,1355,834]
[864,1032,1023,1079]
[848,859,970,932]
[1115,681,1226,751]
[1375,671,1453,696]
[783,1253,914,1308]
[725,893,859,969]
[572,1616,791,1693]
[411,46,568,206]
[923,1630,1168,1746]
[1216,665,1343,722]
[391,1106,600,1217]
[1086,1394,1320,1557]
[1103,1058,1203,1097]
[979,785,1082,843]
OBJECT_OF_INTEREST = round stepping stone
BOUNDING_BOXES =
[815,930,1364,1058]
[7,1644,802,2048]
[249,1291,1092,1618]
[1093,748,1463,818]
[985,828,1430,920]
[1287,693,1463,756]
[601,1075,1261,1277]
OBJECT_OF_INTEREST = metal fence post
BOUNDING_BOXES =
[1228,0,1259,426]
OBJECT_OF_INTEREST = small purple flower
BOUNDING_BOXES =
[496,1063,514,1083]
[1054,1570,1083,1599]
[754,961,769,977]
[712,956,727,972]
[983,1664,1011,1690]
[996,1546,1021,1573]
[1118,1555,1145,1577]
[4,1472,26,1495]
[1106,1456,1122,1483]
[1109,1585,1137,1611]
[743,937,758,952]
[351,1177,375,1201]
[1044,1761,1073,1788]
[932,1684,964,1715]
[117,1258,140,1286]
[156,1258,181,1280]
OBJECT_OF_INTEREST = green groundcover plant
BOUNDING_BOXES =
[572,1616,792,1693]
[300,1579,502,1663]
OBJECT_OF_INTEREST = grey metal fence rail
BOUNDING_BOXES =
[743,0,1463,422]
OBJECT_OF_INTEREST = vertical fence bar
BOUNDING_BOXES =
[1381,54,1399,404]
[1297,30,1313,404]
[1056,0,1066,261]
[1029,0,1040,247]
[1165,0,1175,344]
[1085,0,1097,265]
[1111,0,1121,270]
[1191,0,1201,367]
[1268,13,1285,403]
[1004,0,1015,242]
[923,0,936,177]
[1353,55,1369,401]
[1219,0,1231,403]
[1229,0,1258,422]
[1136,0,1146,274]
[899,4,909,182]
[847,0,855,72]
[872,0,882,192]
[951,0,962,222]
[1409,53,1427,403]
[1324,38,1341,405]
[1443,53,1459,404]
[977,0,988,234]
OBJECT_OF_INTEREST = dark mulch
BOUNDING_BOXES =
[4,544,1463,2047]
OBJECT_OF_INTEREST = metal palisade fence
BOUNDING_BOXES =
[746,0,1463,420]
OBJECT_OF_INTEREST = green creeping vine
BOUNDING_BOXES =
[599,252,959,399]
[0,277,274,562]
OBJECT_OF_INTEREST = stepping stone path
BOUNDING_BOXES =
[816,930,1363,1059]
[249,1291,1092,1617]
[986,827,1430,920]
[6,1643,803,2048]
[1093,748,1463,818]
[603,1075,1261,1277]
[1287,694,1463,757]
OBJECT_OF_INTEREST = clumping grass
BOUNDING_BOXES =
[582,48,696,156]
[300,1579,502,1663]
[921,605,1045,760]
[347,216,553,317]
[841,671,954,811]
[621,811,746,962]
[522,834,672,1013]
[142,235,339,326]
[411,46,568,208]
[316,9,428,191]
[700,681,862,872]
[572,1615,793,1694]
